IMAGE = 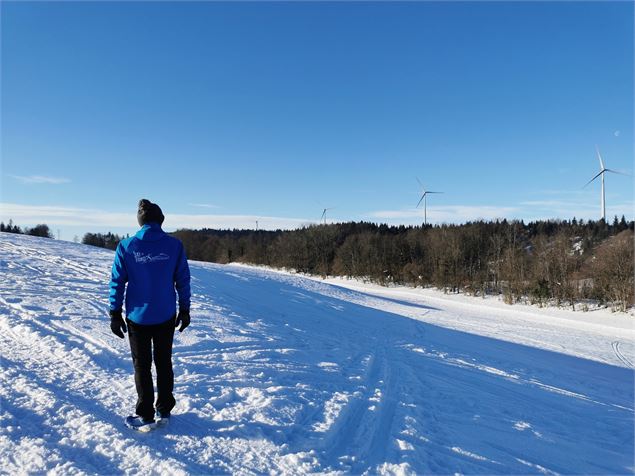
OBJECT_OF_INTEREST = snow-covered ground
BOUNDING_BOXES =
[0,232,633,475]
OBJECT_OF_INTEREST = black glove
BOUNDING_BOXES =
[110,310,127,339]
[175,309,190,332]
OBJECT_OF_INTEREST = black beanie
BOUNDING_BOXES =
[137,199,165,226]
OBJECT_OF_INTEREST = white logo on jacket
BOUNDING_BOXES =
[133,251,170,264]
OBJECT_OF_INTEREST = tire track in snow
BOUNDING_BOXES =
[320,349,382,463]
[363,359,399,470]
[320,340,405,472]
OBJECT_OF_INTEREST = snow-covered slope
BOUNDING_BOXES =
[0,232,633,475]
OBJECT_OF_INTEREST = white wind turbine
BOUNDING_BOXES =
[416,178,443,226]
[583,146,627,221]
[320,207,335,225]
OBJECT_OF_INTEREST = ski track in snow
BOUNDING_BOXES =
[612,341,634,369]
[0,232,633,475]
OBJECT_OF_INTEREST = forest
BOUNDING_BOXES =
[170,216,634,312]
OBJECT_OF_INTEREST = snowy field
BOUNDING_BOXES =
[0,232,633,475]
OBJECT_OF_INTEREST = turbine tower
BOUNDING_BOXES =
[416,178,443,226]
[584,146,626,221]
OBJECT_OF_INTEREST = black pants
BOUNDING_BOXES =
[127,317,176,420]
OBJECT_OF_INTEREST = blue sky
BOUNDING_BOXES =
[1,1,633,240]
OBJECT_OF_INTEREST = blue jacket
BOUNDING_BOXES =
[109,223,191,325]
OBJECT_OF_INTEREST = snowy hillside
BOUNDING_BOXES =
[0,232,633,475]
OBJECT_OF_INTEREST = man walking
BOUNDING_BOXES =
[109,199,191,431]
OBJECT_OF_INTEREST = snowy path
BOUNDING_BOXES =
[0,232,633,475]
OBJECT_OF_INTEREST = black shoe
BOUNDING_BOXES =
[156,411,171,427]
[125,415,156,432]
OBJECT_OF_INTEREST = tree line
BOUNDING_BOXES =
[0,221,125,247]
[81,232,127,250]
[0,220,54,238]
[171,216,633,312]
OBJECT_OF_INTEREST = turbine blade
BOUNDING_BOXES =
[596,146,605,170]
[416,195,425,208]
[416,177,424,188]
[583,171,603,188]
[427,191,444,194]
[605,168,631,177]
